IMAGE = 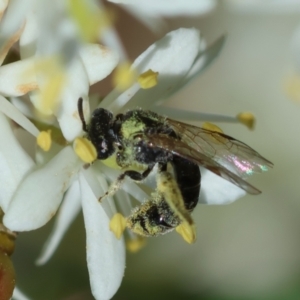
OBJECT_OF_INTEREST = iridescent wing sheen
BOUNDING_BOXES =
[166,118,273,178]
[143,119,273,195]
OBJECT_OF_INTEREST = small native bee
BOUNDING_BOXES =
[78,98,272,238]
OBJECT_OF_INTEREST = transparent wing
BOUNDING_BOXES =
[166,118,273,178]
[144,133,262,195]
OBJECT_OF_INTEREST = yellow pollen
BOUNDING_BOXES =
[112,61,137,91]
[126,237,146,253]
[137,69,159,89]
[202,122,223,133]
[175,222,196,244]
[73,137,97,163]
[37,130,52,151]
[109,213,127,239]
[237,112,255,130]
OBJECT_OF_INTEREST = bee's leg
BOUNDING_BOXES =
[156,164,193,225]
[77,97,88,132]
[99,166,154,202]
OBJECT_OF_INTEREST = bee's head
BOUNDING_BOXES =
[88,108,116,159]
[127,197,180,237]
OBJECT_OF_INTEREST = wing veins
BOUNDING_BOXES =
[144,133,261,195]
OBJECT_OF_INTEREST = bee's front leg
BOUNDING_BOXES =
[98,166,154,202]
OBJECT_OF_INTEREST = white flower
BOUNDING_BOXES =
[0,0,119,141]
[1,27,247,300]
[105,0,216,34]
[107,0,216,16]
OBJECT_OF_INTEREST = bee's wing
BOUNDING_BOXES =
[144,131,270,195]
[166,118,273,178]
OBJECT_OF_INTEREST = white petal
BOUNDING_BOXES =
[54,58,90,141]
[0,58,37,96]
[0,95,39,137]
[0,112,34,211]
[0,0,8,19]
[0,0,33,64]
[101,26,128,61]
[12,286,30,300]
[102,28,201,112]
[169,35,225,97]
[79,44,119,85]
[198,168,246,205]
[33,1,78,57]
[0,0,33,36]
[97,0,128,61]
[80,167,115,218]
[19,10,38,59]
[36,180,81,265]
[98,162,149,202]
[108,0,216,16]
[4,146,80,231]
[79,173,125,300]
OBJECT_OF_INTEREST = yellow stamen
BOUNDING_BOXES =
[73,137,97,163]
[202,122,223,133]
[176,222,196,244]
[137,69,159,89]
[68,0,114,42]
[37,130,52,151]
[237,112,255,130]
[126,237,146,253]
[109,213,126,239]
[112,61,137,91]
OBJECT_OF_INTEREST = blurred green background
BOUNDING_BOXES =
[12,2,300,300]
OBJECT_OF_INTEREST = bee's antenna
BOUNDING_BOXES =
[78,97,88,132]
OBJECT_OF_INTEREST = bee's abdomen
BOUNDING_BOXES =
[171,156,201,211]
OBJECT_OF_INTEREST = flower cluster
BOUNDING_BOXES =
[0,1,251,299]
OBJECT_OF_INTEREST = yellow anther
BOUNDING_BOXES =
[237,112,255,130]
[176,222,196,244]
[137,69,159,89]
[109,213,127,239]
[202,122,223,133]
[73,137,97,163]
[37,130,52,151]
[112,61,137,91]
[126,237,146,253]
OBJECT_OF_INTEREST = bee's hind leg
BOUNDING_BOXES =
[156,163,196,242]
[99,166,154,202]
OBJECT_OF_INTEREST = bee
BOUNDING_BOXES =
[78,98,273,238]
